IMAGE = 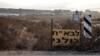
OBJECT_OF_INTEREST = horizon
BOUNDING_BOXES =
[0,8,100,12]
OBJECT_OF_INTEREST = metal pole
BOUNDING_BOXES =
[80,18,82,46]
[51,19,53,49]
[78,12,82,48]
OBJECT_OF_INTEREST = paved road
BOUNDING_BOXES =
[0,51,100,56]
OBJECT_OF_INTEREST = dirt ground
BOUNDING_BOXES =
[0,51,100,56]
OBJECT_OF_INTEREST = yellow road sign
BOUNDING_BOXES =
[52,29,80,47]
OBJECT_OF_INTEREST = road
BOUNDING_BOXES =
[0,51,100,56]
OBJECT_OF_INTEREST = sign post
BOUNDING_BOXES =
[51,19,53,48]
[83,15,92,38]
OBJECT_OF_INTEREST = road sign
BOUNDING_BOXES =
[52,29,80,47]
[73,11,79,22]
[84,15,92,38]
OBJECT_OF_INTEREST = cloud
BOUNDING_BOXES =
[0,2,13,8]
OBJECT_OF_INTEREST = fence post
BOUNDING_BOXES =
[51,19,53,49]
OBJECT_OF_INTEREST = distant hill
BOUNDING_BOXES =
[0,8,72,16]
[0,8,100,19]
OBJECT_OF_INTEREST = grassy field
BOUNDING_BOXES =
[0,16,100,51]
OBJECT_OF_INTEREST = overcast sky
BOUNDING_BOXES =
[0,0,100,11]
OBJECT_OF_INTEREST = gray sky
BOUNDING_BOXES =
[0,0,100,11]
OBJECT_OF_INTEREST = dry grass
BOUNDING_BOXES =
[0,16,100,51]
